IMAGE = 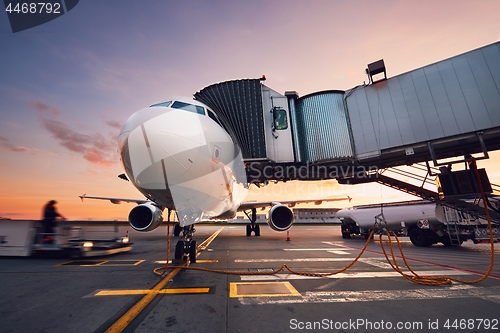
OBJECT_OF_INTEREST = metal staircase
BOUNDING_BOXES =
[442,206,463,246]
[342,164,500,225]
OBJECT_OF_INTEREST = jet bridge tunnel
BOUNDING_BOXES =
[194,41,500,188]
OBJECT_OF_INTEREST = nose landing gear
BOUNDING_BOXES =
[174,224,197,263]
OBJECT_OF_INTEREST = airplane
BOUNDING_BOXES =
[80,97,351,262]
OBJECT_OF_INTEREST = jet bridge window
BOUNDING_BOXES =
[272,107,288,130]
[171,101,205,115]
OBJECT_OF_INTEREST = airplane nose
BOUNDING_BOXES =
[124,109,207,184]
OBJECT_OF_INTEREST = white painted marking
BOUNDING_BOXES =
[322,242,346,247]
[235,258,358,263]
[283,248,346,251]
[358,258,394,269]
[238,285,500,305]
[235,257,401,269]
[239,270,470,281]
[327,250,351,255]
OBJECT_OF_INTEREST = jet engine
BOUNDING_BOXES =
[128,204,163,232]
[266,204,294,231]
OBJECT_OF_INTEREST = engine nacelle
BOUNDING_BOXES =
[128,204,163,232]
[266,204,294,231]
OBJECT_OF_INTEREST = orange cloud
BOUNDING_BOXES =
[26,100,119,167]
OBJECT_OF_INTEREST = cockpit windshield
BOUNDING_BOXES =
[171,101,205,115]
[150,100,172,108]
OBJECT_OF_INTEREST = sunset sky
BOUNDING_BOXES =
[1,0,500,220]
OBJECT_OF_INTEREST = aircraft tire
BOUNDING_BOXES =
[189,240,197,263]
[175,240,184,259]
[409,228,431,247]
[173,224,181,237]
[254,224,260,236]
[246,224,252,236]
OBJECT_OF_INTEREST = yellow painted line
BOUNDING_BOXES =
[104,227,224,333]
[102,260,145,266]
[229,281,301,298]
[104,267,183,333]
[56,260,144,267]
[197,227,224,251]
[97,290,153,296]
[96,287,210,296]
[83,260,108,266]
[154,259,218,264]
[159,287,210,294]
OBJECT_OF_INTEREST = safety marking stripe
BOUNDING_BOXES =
[327,250,351,255]
[234,257,414,269]
[197,227,224,251]
[238,285,500,305]
[56,260,144,267]
[239,270,471,281]
[103,227,224,333]
[235,258,363,262]
[100,260,145,266]
[55,260,108,266]
[104,267,183,333]
[95,287,211,296]
[283,248,347,251]
[230,281,301,298]
[154,259,218,264]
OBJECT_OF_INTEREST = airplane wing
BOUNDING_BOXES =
[237,196,351,211]
[79,194,150,205]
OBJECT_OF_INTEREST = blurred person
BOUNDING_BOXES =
[41,200,66,244]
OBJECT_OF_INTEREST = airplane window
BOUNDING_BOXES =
[150,100,172,108]
[171,101,206,115]
[195,106,205,115]
[207,109,224,127]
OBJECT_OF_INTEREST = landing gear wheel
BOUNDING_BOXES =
[342,232,351,239]
[246,224,252,237]
[175,240,184,260]
[173,224,182,237]
[409,228,431,247]
[189,240,197,263]
[254,224,260,236]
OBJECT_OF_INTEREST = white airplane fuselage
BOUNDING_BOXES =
[118,98,247,227]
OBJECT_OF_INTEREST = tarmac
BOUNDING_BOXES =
[1,224,499,332]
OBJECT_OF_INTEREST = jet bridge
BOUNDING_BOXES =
[194,42,500,221]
